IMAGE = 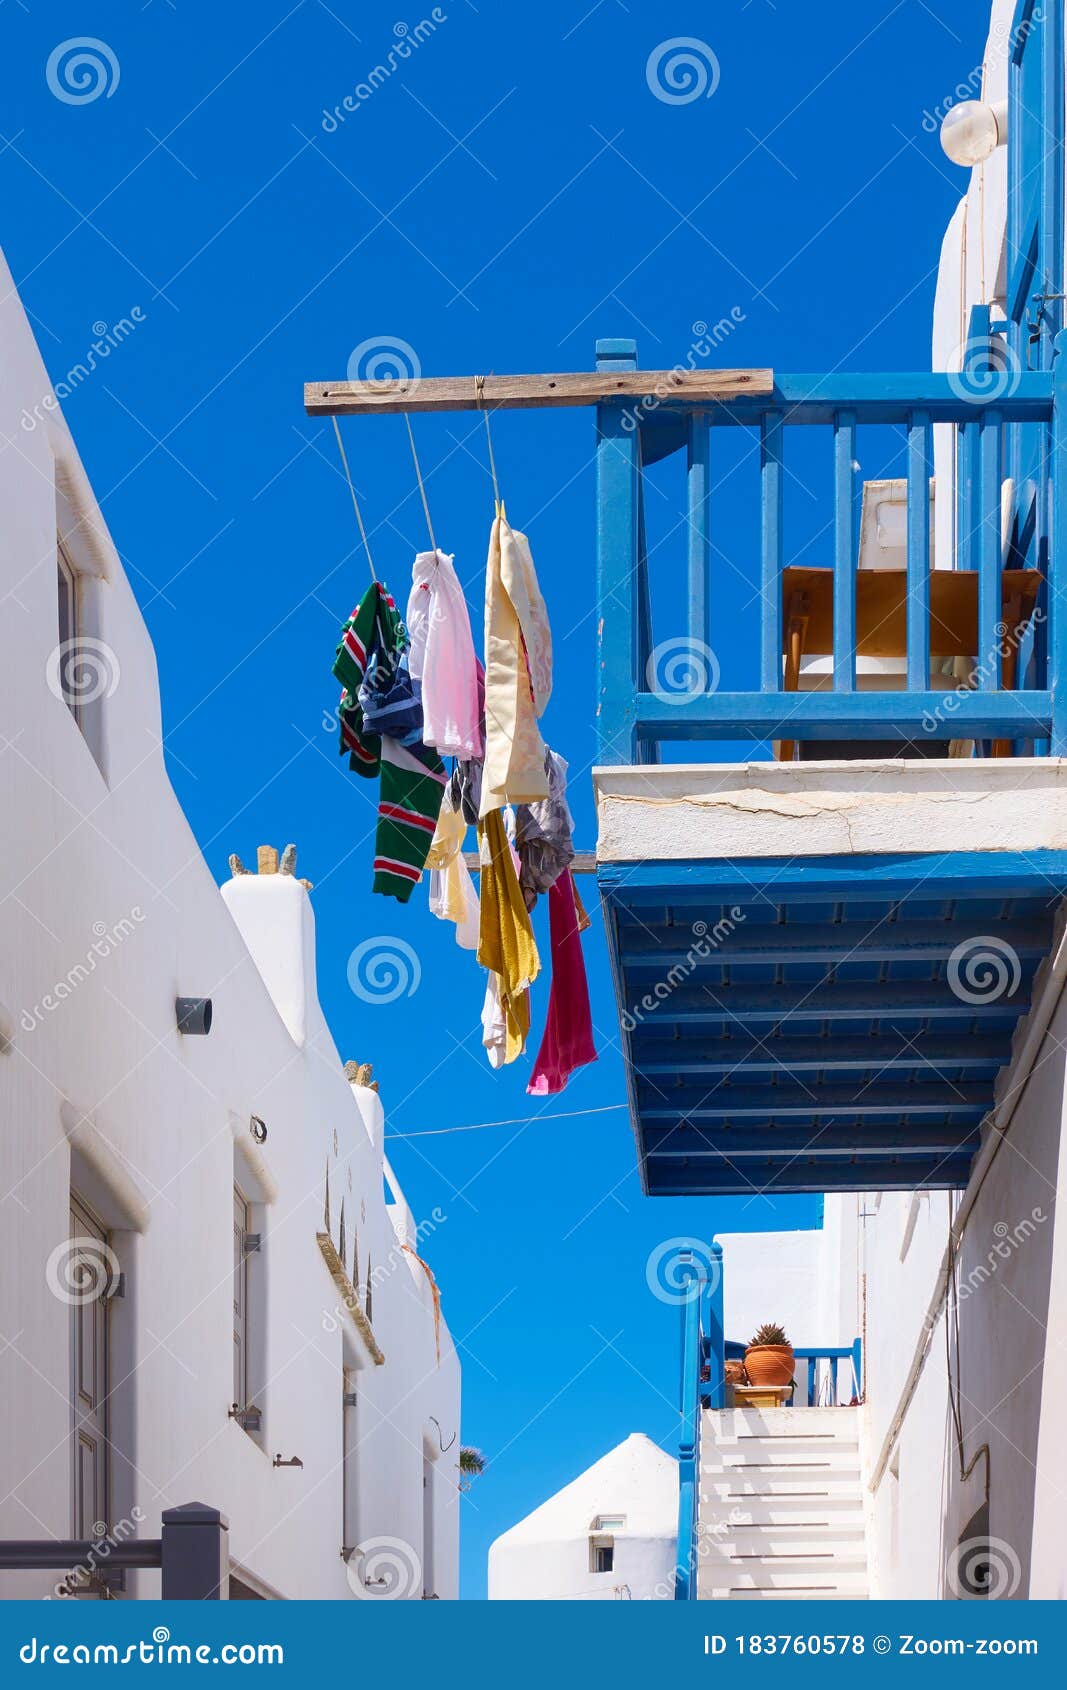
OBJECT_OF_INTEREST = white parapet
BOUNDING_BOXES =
[593,758,1067,862]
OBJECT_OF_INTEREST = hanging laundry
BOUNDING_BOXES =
[406,550,484,760]
[426,785,480,951]
[528,872,598,1096]
[480,509,553,816]
[514,750,575,913]
[477,807,540,1066]
[332,581,445,902]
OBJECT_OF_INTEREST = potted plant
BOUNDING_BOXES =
[744,1322,795,1387]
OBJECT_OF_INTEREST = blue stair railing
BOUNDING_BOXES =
[674,1244,864,1598]
[596,336,1062,764]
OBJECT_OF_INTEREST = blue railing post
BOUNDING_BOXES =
[906,411,932,692]
[759,412,784,692]
[705,1242,725,1411]
[1051,330,1067,753]
[832,410,857,692]
[596,338,640,764]
[851,1336,863,1402]
[687,415,711,660]
[674,1255,702,1601]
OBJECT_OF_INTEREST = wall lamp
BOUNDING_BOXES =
[940,99,1007,167]
[176,997,213,1036]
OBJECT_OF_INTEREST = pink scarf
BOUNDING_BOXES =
[527,873,597,1095]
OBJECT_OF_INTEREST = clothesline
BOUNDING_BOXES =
[463,849,596,875]
[386,1103,628,1141]
[327,401,599,1092]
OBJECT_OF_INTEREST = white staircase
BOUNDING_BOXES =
[697,1406,869,1601]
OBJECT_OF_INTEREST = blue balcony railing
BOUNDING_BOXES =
[595,334,1061,765]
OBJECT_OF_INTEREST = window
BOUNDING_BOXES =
[56,542,80,725]
[341,1370,358,1556]
[69,1196,111,1541]
[590,1516,624,1575]
[233,1184,251,1415]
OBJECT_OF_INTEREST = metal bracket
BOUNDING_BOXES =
[241,1232,261,1254]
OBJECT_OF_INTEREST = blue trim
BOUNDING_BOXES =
[597,848,1067,900]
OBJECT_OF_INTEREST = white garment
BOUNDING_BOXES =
[480,973,507,1070]
[406,549,483,760]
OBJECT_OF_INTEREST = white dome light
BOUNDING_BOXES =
[940,100,1007,167]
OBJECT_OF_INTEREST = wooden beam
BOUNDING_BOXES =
[462,849,597,875]
[304,369,773,417]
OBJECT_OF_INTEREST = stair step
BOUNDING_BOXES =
[706,1446,865,1473]
[699,1568,870,1596]
[708,1499,866,1527]
[699,1540,868,1567]
[704,1471,863,1497]
[701,1585,869,1602]
[706,1408,860,1434]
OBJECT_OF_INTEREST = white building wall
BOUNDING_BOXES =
[488,1434,677,1601]
[0,244,459,1600]
[855,0,1067,1600]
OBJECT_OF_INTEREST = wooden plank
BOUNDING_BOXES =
[833,411,857,692]
[304,368,773,416]
[463,851,601,878]
[760,412,784,691]
[979,409,1004,690]
[642,1122,982,1154]
[776,566,1041,659]
[633,685,1051,740]
[646,1158,974,1195]
[637,1083,989,1119]
[619,916,1050,966]
[629,1035,1011,1075]
[906,411,932,690]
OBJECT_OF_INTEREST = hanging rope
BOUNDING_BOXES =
[403,413,438,556]
[331,415,376,583]
[475,374,503,514]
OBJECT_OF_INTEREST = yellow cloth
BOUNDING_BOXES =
[476,809,540,1064]
[480,508,553,817]
[426,800,479,949]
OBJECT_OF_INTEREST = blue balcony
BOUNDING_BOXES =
[593,337,1067,1197]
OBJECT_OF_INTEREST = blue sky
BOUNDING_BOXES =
[2,0,981,1597]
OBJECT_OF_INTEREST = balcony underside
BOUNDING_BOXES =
[598,841,1067,1197]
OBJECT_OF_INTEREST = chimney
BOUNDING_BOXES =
[221,844,316,1046]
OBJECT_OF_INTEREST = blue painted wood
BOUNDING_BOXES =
[706,1244,726,1412]
[641,1088,987,1122]
[596,358,640,763]
[648,1159,974,1195]
[598,849,1067,900]
[629,372,1053,434]
[761,412,784,691]
[674,1253,707,1600]
[1052,332,1067,752]
[687,416,710,660]
[637,981,1027,1022]
[833,411,857,691]
[631,1037,1011,1075]
[620,916,1050,965]
[979,409,1003,691]
[807,1355,817,1406]
[907,412,932,690]
[632,688,1050,739]
[642,1124,982,1155]
[851,1337,863,1401]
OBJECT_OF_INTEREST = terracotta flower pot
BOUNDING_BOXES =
[744,1343,795,1386]
[724,1359,747,1386]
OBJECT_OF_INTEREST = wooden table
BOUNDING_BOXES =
[779,566,1043,760]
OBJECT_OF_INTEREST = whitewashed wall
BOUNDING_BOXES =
[488,1434,677,1601]
[857,0,1067,1601]
[0,245,460,1600]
